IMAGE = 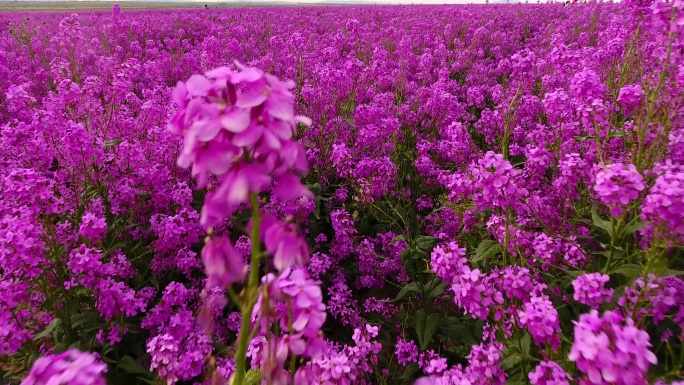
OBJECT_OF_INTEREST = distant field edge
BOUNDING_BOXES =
[0,1,383,12]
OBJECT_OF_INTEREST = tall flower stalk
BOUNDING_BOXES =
[169,63,323,385]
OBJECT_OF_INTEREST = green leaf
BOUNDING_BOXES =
[520,333,531,358]
[394,282,422,301]
[437,318,478,345]
[622,219,648,237]
[414,310,441,351]
[423,278,448,301]
[506,378,526,385]
[101,356,116,364]
[71,311,98,329]
[117,356,152,377]
[398,304,408,320]
[401,249,416,278]
[69,340,82,350]
[564,270,587,278]
[401,249,425,279]
[105,241,126,252]
[591,207,612,234]
[612,263,642,278]
[573,135,594,142]
[33,318,61,341]
[104,139,123,148]
[245,370,262,385]
[651,264,684,277]
[501,350,521,370]
[305,183,321,194]
[415,235,440,251]
[53,342,69,354]
[473,240,501,265]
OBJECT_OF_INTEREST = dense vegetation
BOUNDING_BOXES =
[1,2,683,384]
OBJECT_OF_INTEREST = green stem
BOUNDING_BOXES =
[603,216,618,274]
[233,193,263,385]
[503,206,510,267]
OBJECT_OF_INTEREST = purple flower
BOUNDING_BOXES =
[261,215,310,272]
[617,84,645,115]
[430,241,467,282]
[641,170,684,238]
[528,360,571,385]
[170,64,312,229]
[201,237,245,287]
[572,273,614,309]
[79,211,107,242]
[419,350,448,374]
[593,163,645,217]
[518,294,561,349]
[201,163,272,228]
[21,349,107,385]
[395,339,419,366]
[568,310,657,385]
[252,267,326,344]
[147,334,181,385]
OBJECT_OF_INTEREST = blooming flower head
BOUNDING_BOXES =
[170,64,312,228]
[572,273,614,309]
[617,84,645,115]
[528,360,571,385]
[518,294,561,348]
[593,163,645,217]
[430,241,466,282]
[21,349,107,385]
[395,339,419,366]
[568,310,657,385]
[260,214,310,272]
[202,236,245,287]
[641,170,684,238]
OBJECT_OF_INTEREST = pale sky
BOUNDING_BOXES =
[67,0,516,3]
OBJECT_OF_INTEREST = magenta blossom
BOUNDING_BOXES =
[21,350,107,385]
[260,215,310,272]
[568,310,657,385]
[202,237,245,287]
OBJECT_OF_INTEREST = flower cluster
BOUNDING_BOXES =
[528,360,572,385]
[22,350,107,385]
[396,339,419,366]
[617,84,645,115]
[569,310,657,385]
[518,294,561,349]
[169,64,312,229]
[572,273,614,309]
[430,241,467,281]
[593,163,645,217]
[641,170,684,238]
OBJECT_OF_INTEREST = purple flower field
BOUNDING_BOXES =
[1,2,683,384]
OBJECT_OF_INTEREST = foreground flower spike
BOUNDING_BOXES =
[169,63,312,229]
[202,237,245,287]
[21,349,107,385]
[569,310,657,385]
[173,64,322,385]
